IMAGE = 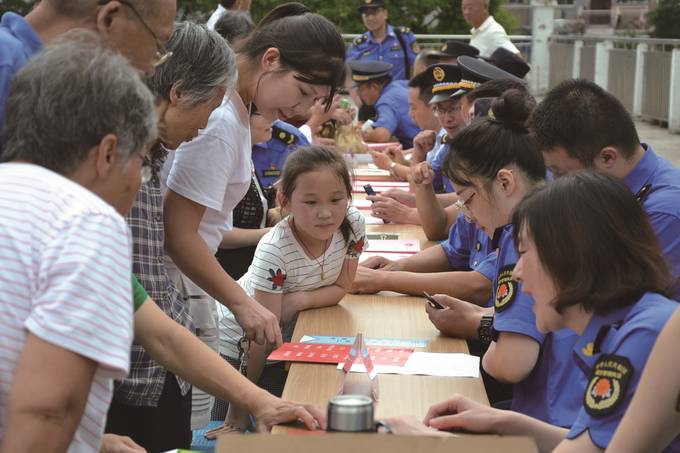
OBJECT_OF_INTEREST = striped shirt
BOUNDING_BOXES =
[0,163,134,452]
[218,207,367,358]
[114,147,192,407]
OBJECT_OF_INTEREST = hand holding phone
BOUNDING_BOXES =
[423,291,445,310]
[363,184,389,224]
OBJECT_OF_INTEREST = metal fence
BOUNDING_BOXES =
[642,51,672,121]
[546,35,680,128]
[608,48,636,111]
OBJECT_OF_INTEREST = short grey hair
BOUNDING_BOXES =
[146,22,237,108]
[0,34,157,174]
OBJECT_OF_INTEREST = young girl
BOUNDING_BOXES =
[162,2,346,427]
[384,171,680,453]
[213,146,366,434]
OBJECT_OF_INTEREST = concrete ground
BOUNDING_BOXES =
[636,120,680,167]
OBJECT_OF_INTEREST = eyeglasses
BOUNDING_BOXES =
[98,0,173,68]
[432,104,463,117]
[453,191,475,222]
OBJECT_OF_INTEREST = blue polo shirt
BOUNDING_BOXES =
[430,139,456,193]
[0,12,42,135]
[252,120,309,188]
[441,213,497,297]
[623,144,680,298]
[491,224,584,427]
[567,292,680,450]
[373,79,420,149]
[346,24,417,80]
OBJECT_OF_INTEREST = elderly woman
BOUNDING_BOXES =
[104,22,324,452]
[0,38,157,453]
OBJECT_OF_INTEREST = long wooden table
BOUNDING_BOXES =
[272,212,489,431]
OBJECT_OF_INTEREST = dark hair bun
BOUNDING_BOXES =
[491,88,534,130]
[256,2,311,28]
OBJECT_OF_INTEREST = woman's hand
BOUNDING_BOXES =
[250,394,327,432]
[100,434,146,453]
[424,394,501,433]
[379,416,453,436]
[411,161,435,186]
[368,195,414,224]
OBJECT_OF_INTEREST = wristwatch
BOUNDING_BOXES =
[388,161,398,177]
[477,313,494,346]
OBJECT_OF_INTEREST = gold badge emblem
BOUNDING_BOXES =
[584,355,632,417]
[433,66,445,82]
[495,265,517,312]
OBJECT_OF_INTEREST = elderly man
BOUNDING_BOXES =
[0,0,176,132]
[462,0,519,58]
[0,39,157,452]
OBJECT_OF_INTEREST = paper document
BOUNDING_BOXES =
[336,352,480,378]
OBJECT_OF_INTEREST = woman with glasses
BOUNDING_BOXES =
[162,2,346,430]
[426,90,584,428]
[384,171,680,453]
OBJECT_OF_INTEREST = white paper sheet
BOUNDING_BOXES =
[336,352,480,378]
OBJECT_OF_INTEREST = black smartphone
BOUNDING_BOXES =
[363,184,377,196]
[423,291,444,310]
[363,184,389,224]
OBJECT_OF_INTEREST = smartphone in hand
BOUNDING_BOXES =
[423,291,445,310]
[363,184,389,224]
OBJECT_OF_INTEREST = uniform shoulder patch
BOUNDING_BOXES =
[272,125,296,145]
[441,133,450,144]
[353,34,368,46]
[584,354,633,417]
[397,26,411,33]
[495,264,517,312]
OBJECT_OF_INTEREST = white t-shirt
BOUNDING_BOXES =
[0,164,133,452]
[469,15,520,58]
[218,207,367,357]
[163,94,252,253]
[206,4,226,30]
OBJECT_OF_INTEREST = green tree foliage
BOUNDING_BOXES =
[0,0,518,35]
[649,0,680,39]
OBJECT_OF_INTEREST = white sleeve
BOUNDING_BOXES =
[167,127,234,212]
[345,207,368,259]
[298,124,314,144]
[249,240,287,294]
[26,213,134,378]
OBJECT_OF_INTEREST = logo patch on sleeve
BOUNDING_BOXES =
[584,354,633,417]
[494,264,517,312]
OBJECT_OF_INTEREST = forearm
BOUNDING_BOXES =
[493,410,569,453]
[382,271,491,303]
[398,245,451,273]
[165,229,251,310]
[139,310,268,412]
[220,227,271,249]
[363,127,392,143]
[482,334,540,383]
[416,184,449,241]
[289,284,347,312]
[435,192,459,208]
[393,164,411,181]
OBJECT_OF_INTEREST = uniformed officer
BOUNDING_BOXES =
[347,0,419,80]
[350,60,420,148]
[430,40,480,64]
[252,119,309,189]
[425,63,468,193]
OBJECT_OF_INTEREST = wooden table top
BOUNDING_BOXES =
[272,207,488,432]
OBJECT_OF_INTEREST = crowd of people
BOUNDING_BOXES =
[0,0,679,452]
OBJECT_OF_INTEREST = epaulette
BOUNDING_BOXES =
[441,133,450,144]
[272,125,297,145]
[353,34,368,46]
[396,26,411,34]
